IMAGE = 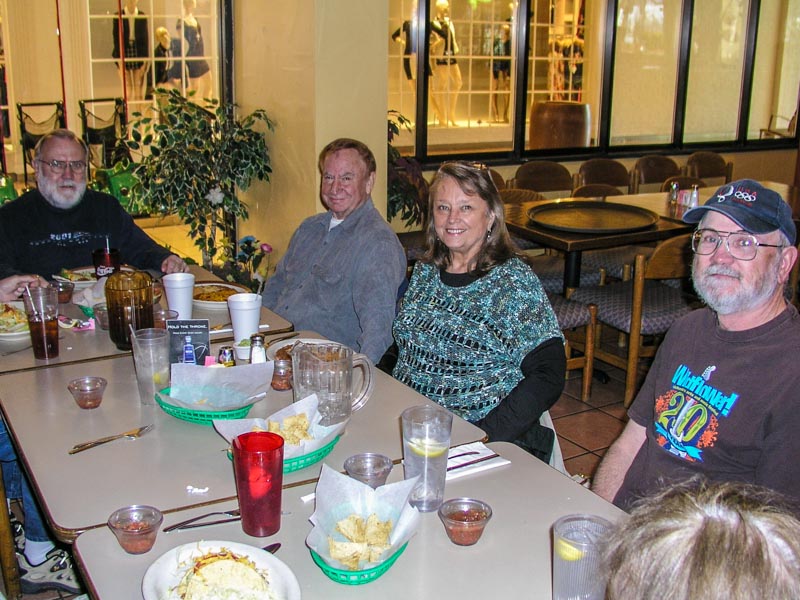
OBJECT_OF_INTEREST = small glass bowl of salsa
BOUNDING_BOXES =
[108,505,163,554]
[438,498,492,546]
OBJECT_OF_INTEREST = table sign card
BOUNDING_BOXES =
[166,320,210,365]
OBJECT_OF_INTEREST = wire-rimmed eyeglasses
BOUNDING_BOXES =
[691,228,785,261]
[36,159,87,174]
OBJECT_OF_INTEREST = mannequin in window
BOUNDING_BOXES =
[178,0,213,102]
[431,0,462,127]
[154,27,183,90]
[491,24,511,122]
[562,35,584,102]
[112,0,149,101]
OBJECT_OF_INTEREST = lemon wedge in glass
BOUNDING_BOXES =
[555,538,585,561]
[408,437,448,458]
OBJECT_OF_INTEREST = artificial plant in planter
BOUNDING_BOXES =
[125,89,275,270]
[388,110,428,227]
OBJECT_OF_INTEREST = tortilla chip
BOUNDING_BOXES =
[336,514,366,543]
[328,540,368,570]
[365,514,392,547]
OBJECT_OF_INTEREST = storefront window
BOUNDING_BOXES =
[684,0,746,143]
[609,0,681,145]
[748,0,800,140]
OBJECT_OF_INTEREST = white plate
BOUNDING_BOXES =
[142,540,301,600]
[0,302,29,346]
[266,337,325,361]
[192,281,249,311]
[53,265,133,291]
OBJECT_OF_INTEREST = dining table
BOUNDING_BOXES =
[72,441,625,599]
[0,332,486,543]
[505,180,800,295]
[0,264,293,375]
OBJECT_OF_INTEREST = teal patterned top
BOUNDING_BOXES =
[392,258,563,422]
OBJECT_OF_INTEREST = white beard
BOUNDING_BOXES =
[37,176,87,209]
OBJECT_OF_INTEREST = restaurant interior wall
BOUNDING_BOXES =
[233,1,390,261]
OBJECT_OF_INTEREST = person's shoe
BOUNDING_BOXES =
[8,512,24,552]
[17,547,83,595]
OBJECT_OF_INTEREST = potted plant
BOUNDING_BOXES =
[387,110,428,228]
[125,89,275,270]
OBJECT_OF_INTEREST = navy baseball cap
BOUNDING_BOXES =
[683,179,796,245]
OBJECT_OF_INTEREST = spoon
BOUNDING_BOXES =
[263,542,281,554]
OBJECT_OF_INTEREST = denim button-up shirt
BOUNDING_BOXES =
[261,198,407,362]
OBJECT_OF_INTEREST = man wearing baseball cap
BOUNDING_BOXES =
[593,179,800,512]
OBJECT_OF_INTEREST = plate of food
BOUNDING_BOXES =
[53,266,133,291]
[192,281,249,311]
[0,302,29,345]
[266,337,324,361]
[142,540,300,600]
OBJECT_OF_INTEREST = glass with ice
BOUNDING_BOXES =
[552,514,612,600]
[131,328,170,406]
[401,404,453,512]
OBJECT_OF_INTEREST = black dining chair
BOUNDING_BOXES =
[16,101,66,189]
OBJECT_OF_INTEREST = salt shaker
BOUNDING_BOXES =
[249,333,267,364]
[690,184,699,208]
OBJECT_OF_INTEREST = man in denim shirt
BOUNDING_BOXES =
[261,138,406,363]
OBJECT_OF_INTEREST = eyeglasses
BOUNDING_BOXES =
[36,159,87,174]
[691,228,785,261]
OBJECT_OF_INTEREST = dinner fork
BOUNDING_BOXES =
[68,424,154,454]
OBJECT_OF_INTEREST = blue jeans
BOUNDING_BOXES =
[0,420,49,542]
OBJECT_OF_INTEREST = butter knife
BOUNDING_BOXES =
[164,509,241,532]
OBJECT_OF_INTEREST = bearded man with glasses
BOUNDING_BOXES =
[593,179,800,514]
[0,128,187,280]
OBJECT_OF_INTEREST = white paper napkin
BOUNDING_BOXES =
[445,441,510,481]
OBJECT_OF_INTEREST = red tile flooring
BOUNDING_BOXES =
[554,358,630,481]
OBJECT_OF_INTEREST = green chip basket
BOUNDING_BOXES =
[284,435,339,473]
[155,388,254,426]
[310,543,408,585]
[226,435,340,473]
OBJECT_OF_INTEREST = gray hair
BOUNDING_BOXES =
[33,129,89,161]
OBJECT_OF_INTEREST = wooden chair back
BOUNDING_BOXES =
[510,161,572,193]
[575,158,629,189]
[630,155,680,193]
[685,151,733,183]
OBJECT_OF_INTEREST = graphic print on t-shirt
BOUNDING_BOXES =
[653,364,740,462]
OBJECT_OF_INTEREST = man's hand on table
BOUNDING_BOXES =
[161,255,189,274]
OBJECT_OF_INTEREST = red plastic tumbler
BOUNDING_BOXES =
[92,248,121,278]
[232,432,284,537]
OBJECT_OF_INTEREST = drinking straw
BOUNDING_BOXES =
[23,285,41,318]
[105,236,110,252]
